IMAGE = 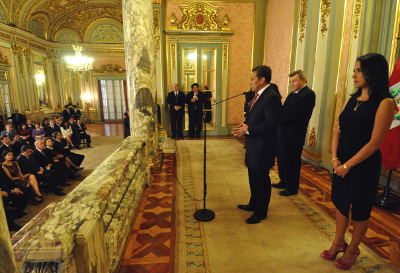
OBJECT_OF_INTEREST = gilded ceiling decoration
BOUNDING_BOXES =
[94,63,125,73]
[28,20,46,40]
[90,25,124,43]
[39,0,88,20]
[52,6,123,41]
[169,2,230,31]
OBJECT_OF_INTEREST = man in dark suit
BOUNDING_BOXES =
[17,145,65,196]
[186,83,205,138]
[26,120,34,130]
[272,70,316,196]
[45,119,61,137]
[11,135,23,156]
[52,131,85,167]
[62,105,71,122]
[1,124,17,141]
[72,105,81,120]
[0,135,13,157]
[72,119,92,148]
[233,65,282,224]
[11,108,25,130]
[167,83,185,139]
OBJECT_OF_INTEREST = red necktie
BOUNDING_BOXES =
[249,93,260,111]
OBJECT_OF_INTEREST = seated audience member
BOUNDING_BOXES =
[26,120,34,130]
[44,137,83,173]
[11,135,23,156]
[32,139,75,182]
[2,150,43,204]
[52,132,85,167]
[0,112,5,133]
[41,117,50,128]
[17,145,65,196]
[1,124,17,141]
[0,136,12,158]
[0,166,30,219]
[73,119,92,149]
[11,108,25,131]
[45,119,61,137]
[32,123,45,140]
[2,190,22,231]
[61,121,75,148]
[18,123,33,145]
[72,105,81,120]
[55,115,63,127]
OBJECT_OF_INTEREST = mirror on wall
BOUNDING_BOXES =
[33,56,51,109]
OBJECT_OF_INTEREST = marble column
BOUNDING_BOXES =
[0,197,16,273]
[122,0,158,157]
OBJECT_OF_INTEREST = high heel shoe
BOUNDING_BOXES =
[34,194,44,204]
[321,242,348,260]
[336,248,360,270]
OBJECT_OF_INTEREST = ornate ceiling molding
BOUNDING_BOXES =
[51,6,123,41]
[168,2,230,31]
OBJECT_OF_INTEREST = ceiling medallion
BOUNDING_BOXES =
[169,2,230,31]
[65,45,93,73]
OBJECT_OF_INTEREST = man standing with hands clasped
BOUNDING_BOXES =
[186,83,205,138]
[272,70,315,196]
[232,65,282,224]
[167,83,185,140]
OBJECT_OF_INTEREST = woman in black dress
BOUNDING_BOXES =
[321,53,395,269]
[123,109,130,139]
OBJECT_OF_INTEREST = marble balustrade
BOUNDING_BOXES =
[11,137,151,273]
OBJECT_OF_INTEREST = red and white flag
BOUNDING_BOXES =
[380,58,400,170]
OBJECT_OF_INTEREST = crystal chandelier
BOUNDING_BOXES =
[66,45,93,72]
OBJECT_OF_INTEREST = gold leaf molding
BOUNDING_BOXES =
[307,127,317,149]
[320,0,331,37]
[353,0,362,39]
[299,0,308,44]
[153,8,160,58]
[94,63,125,73]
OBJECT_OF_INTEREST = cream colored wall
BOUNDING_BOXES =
[264,0,295,101]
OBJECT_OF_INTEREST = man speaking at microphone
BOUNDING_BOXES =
[232,65,281,224]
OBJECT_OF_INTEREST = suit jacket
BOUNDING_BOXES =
[32,149,53,168]
[45,125,61,137]
[62,109,71,122]
[279,85,315,146]
[167,91,185,116]
[0,129,17,140]
[73,123,87,136]
[185,91,205,115]
[11,113,25,125]
[16,154,41,175]
[245,85,282,167]
[11,141,22,156]
[74,109,81,120]
[53,139,69,156]
[0,144,12,157]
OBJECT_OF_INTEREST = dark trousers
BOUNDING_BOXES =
[77,133,91,145]
[277,142,303,193]
[5,187,32,212]
[35,171,60,193]
[189,112,202,138]
[245,153,271,217]
[170,114,183,138]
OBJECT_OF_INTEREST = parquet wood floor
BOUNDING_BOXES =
[87,123,399,272]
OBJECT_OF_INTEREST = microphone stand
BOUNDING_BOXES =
[194,92,247,222]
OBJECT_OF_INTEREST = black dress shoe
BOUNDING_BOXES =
[60,182,71,187]
[279,190,298,196]
[87,145,92,148]
[245,214,267,224]
[55,191,66,196]
[271,182,285,189]
[237,204,255,211]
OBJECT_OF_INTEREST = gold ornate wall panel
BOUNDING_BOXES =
[153,8,161,58]
[353,0,362,39]
[320,0,331,36]
[298,0,308,43]
[169,2,230,31]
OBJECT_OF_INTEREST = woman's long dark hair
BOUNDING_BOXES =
[351,53,392,100]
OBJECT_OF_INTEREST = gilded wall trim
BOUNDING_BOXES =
[23,48,31,56]
[93,63,125,73]
[26,56,32,76]
[52,63,58,83]
[153,8,160,58]
[302,147,322,162]
[299,0,308,44]
[353,0,362,39]
[12,44,24,54]
[18,55,24,76]
[0,53,9,65]
[169,2,230,31]
[171,43,176,69]
[152,0,162,4]
[320,0,331,37]
[307,127,317,149]
[223,44,227,69]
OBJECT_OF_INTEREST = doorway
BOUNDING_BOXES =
[98,79,128,122]
[178,43,222,134]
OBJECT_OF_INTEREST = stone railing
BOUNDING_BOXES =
[11,137,151,273]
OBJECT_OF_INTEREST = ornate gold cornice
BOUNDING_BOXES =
[299,0,308,44]
[0,53,9,65]
[153,8,160,58]
[152,0,162,4]
[353,0,362,39]
[169,2,230,31]
[307,127,317,149]
[320,0,331,37]
[23,48,31,56]
[12,44,24,54]
[94,63,125,73]
[302,147,322,162]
